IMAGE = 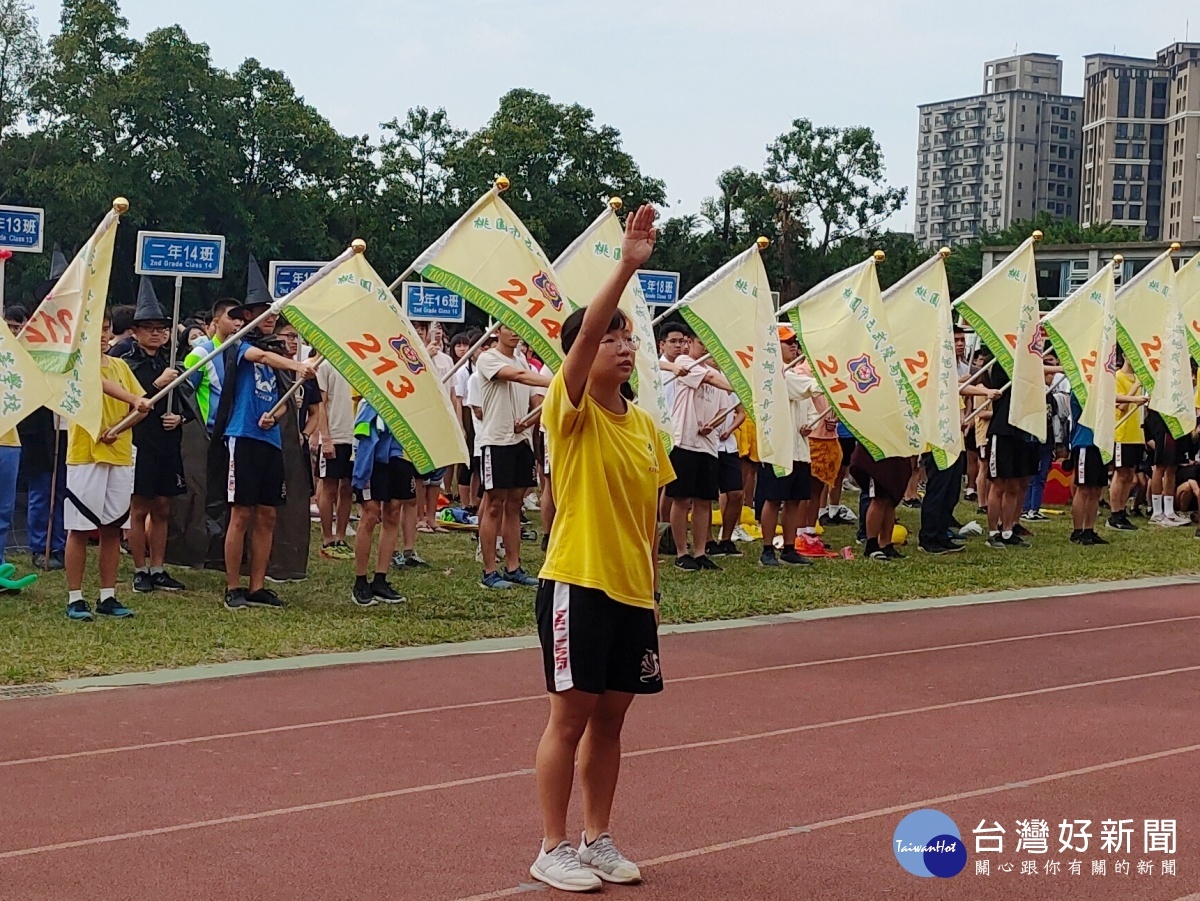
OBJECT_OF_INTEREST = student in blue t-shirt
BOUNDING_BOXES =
[1066,389,1146,546]
[215,262,318,610]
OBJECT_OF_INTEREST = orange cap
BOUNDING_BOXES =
[778,325,797,342]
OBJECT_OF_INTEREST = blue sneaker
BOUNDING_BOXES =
[503,567,539,587]
[481,571,516,590]
[96,596,134,618]
[66,600,94,621]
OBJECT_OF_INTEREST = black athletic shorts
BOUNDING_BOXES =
[849,446,913,505]
[482,442,537,492]
[986,435,1039,480]
[318,443,354,481]
[1152,432,1183,468]
[665,447,719,501]
[1113,443,1144,470]
[226,437,286,507]
[536,579,662,695]
[355,457,417,504]
[755,460,811,505]
[133,443,185,498]
[838,436,856,462]
[964,428,978,452]
[1071,445,1110,487]
[717,451,742,494]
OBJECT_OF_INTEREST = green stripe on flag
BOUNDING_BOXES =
[1116,322,1155,394]
[29,348,79,375]
[677,309,753,416]
[421,264,563,371]
[957,302,1014,377]
[1042,321,1088,408]
[285,308,437,474]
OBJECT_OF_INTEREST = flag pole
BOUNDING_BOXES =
[105,239,364,438]
[442,322,501,384]
[952,230,1042,310]
[652,236,770,326]
[267,354,322,420]
[390,176,512,293]
[778,249,885,320]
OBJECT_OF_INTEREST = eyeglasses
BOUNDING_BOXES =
[600,335,641,351]
[141,325,171,333]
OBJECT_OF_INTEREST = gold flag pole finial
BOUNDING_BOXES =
[1113,254,1124,265]
[1170,242,1182,253]
[351,239,367,255]
[112,197,129,214]
[1032,229,1044,242]
[494,175,511,192]
[756,236,770,250]
[939,247,951,259]
[608,197,623,212]
[872,249,886,263]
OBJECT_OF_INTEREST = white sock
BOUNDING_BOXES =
[1165,495,1176,517]
[100,588,116,601]
[135,567,149,574]
[1002,529,1013,539]
[68,590,83,604]
[150,566,164,575]
[989,530,1000,538]
[1152,495,1164,516]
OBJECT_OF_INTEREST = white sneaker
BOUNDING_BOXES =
[1149,513,1166,525]
[579,833,642,884]
[1162,513,1192,527]
[731,525,753,543]
[530,840,602,892]
[837,503,858,522]
[523,494,540,512]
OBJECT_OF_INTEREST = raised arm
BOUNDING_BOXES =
[561,203,657,407]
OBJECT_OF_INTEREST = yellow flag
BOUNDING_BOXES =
[410,186,569,371]
[1043,264,1119,461]
[880,252,963,469]
[18,207,120,438]
[954,237,1046,440]
[786,256,922,461]
[286,250,468,473]
[675,242,792,473]
[0,327,53,435]
[1177,250,1200,364]
[554,204,673,451]
[1113,248,1195,437]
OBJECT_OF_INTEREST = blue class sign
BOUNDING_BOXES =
[637,270,680,307]
[269,261,325,299]
[0,205,45,253]
[402,282,466,323]
[135,231,225,278]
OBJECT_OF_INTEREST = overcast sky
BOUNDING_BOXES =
[30,0,1195,232]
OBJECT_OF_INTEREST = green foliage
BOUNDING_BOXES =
[0,0,42,133]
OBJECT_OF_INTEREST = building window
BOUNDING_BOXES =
[1131,165,1143,179]
[1114,184,1125,200]
[1116,143,1128,158]
[1112,204,1125,219]
[1130,184,1142,201]
[1115,164,1126,179]
[1116,123,1129,139]
[1129,204,1142,220]
[1132,143,1145,159]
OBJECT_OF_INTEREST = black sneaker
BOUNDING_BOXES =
[986,535,1007,549]
[403,552,429,568]
[132,571,154,593]
[674,554,701,572]
[371,579,405,603]
[1107,513,1138,531]
[224,588,251,610]
[151,570,186,591]
[704,540,724,557]
[658,528,676,556]
[245,588,286,608]
[1012,523,1033,538]
[352,581,378,607]
[759,547,780,567]
[1002,534,1030,548]
[1081,530,1109,546]
[694,555,721,571]
[96,596,134,618]
[66,600,94,621]
[718,540,743,557]
[1070,529,1083,543]
[901,497,921,508]
[943,540,966,553]
[919,542,950,555]
[779,548,813,566]
[882,544,905,559]
[867,548,891,562]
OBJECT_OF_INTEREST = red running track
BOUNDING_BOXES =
[1,585,1199,900]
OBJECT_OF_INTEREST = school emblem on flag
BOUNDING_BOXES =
[848,354,881,393]
[388,334,427,375]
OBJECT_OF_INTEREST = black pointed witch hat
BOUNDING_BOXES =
[132,276,170,324]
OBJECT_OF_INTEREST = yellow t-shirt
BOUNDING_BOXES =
[540,373,674,609]
[67,356,144,466]
[1114,370,1143,445]
[0,428,18,448]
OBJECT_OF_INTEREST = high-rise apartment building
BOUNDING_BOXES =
[1080,44,1200,242]
[915,54,1083,246]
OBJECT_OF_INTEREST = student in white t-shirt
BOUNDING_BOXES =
[315,360,355,559]
[475,325,552,589]
[450,330,478,510]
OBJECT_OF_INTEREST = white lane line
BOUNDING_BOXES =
[454,742,1200,901]
[2,663,1197,860]
[4,614,1197,769]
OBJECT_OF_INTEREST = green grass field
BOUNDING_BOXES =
[2,502,1197,685]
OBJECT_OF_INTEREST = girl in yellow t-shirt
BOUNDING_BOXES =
[528,205,671,893]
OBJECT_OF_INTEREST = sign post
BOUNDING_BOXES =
[135,231,226,403]
[0,204,46,309]
[268,261,326,299]
[401,281,467,323]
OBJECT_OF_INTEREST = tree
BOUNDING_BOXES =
[446,89,666,259]
[0,0,41,133]
[766,118,906,254]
